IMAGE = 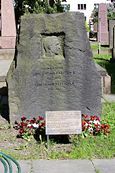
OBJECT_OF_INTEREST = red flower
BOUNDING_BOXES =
[82,120,86,126]
[20,122,27,127]
[39,122,45,128]
[21,116,26,121]
[82,114,90,120]
[101,124,110,134]
[30,119,35,124]
[90,115,99,121]
[19,128,25,135]
[82,120,88,131]
[38,116,44,120]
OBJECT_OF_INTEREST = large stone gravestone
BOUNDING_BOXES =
[98,3,109,45]
[8,13,101,121]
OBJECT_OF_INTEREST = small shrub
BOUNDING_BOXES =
[82,114,110,137]
[14,116,45,141]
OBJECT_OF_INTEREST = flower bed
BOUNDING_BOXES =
[14,116,45,140]
[14,114,110,141]
[82,114,110,137]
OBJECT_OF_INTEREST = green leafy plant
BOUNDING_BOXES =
[85,22,90,32]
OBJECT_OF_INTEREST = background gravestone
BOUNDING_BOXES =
[98,3,109,45]
[8,13,101,122]
[108,20,115,60]
[112,26,115,60]
[109,20,115,49]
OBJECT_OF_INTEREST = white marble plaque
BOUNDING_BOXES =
[46,111,82,135]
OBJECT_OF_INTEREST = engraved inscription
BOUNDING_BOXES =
[34,66,76,90]
[46,111,82,135]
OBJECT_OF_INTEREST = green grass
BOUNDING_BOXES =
[0,102,115,160]
[91,42,111,51]
[91,42,99,51]
[93,54,111,62]
[95,169,101,173]
[91,42,115,93]
[94,56,115,93]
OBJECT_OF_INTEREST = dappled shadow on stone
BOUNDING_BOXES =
[0,87,10,122]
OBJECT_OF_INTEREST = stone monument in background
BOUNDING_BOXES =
[109,20,115,49]
[0,0,16,121]
[98,3,109,45]
[0,0,16,49]
[109,20,115,60]
[8,13,101,122]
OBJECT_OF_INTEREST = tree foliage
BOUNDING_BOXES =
[91,3,115,24]
[14,0,63,22]
[107,3,115,20]
[91,7,98,23]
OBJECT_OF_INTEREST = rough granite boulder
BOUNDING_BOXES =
[8,12,101,122]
